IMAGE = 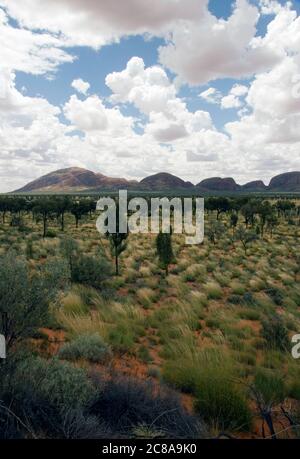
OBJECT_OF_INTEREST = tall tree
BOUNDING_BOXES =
[33,198,56,238]
[71,201,89,228]
[257,201,273,237]
[55,196,72,231]
[106,231,128,276]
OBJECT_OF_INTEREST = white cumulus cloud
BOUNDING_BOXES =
[71,79,90,95]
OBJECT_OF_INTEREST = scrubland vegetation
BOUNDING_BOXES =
[0,194,300,439]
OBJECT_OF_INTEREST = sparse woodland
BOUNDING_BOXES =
[0,194,300,439]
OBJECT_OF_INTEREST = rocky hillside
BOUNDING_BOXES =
[241,180,267,191]
[16,167,138,192]
[14,168,300,193]
[268,172,300,192]
[197,177,240,192]
[139,173,194,190]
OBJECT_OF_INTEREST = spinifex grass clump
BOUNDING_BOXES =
[194,374,252,432]
[261,315,290,351]
[204,281,223,299]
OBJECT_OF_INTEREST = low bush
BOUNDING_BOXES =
[265,287,284,306]
[252,370,286,409]
[10,356,95,409]
[71,255,112,289]
[204,282,223,300]
[108,324,136,354]
[261,315,290,351]
[238,309,260,321]
[228,295,242,305]
[59,334,112,363]
[242,292,256,306]
[0,354,101,439]
[162,358,201,393]
[194,377,252,432]
[90,375,206,438]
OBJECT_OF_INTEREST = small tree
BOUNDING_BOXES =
[257,201,273,237]
[107,232,128,276]
[235,226,258,255]
[71,201,89,228]
[248,371,286,439]
[207,220,225,245]
[55,196,72,231]
[33,198,56,238]
[0,251,69,353]
[241,201,259,227]
[156,232,174,276]
[60,236,79,273]
[102,204,128,276]
[266,213,279,238]
[206,197,231,220]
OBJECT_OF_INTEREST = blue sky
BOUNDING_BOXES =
[14,0,265,130]
[0,0,300,191]
[14,0,300,132]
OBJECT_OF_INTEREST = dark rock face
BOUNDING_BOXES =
[196,177,240,191]
[268,172,300,192]
[16,167,136,192]
[242,180,267,191]
[139,173,194,190]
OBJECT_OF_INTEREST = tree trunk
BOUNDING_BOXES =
[264,412,277,439]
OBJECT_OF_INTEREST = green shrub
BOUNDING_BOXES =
[289,381,300,400]
[108,324,136,353]
[194,377,252,432]
[26,240,34,259]
[265,287,284,306]
[261,315,290,351]
[236,351,256,366]
[204,282,222,300]
[90,375,206,438]
[9,356,95,409]
[206,318,221,329]
[238,309,260,321]
[59,334,112,363]
[162,359,201,393]
[253,370,286,406]
[71,254,112,288]
[137,345,152,363]
[228,295,242,305]
[242,292,256,306]
[0,252,69,352]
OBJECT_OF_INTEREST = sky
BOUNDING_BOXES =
[0,0,300,192]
